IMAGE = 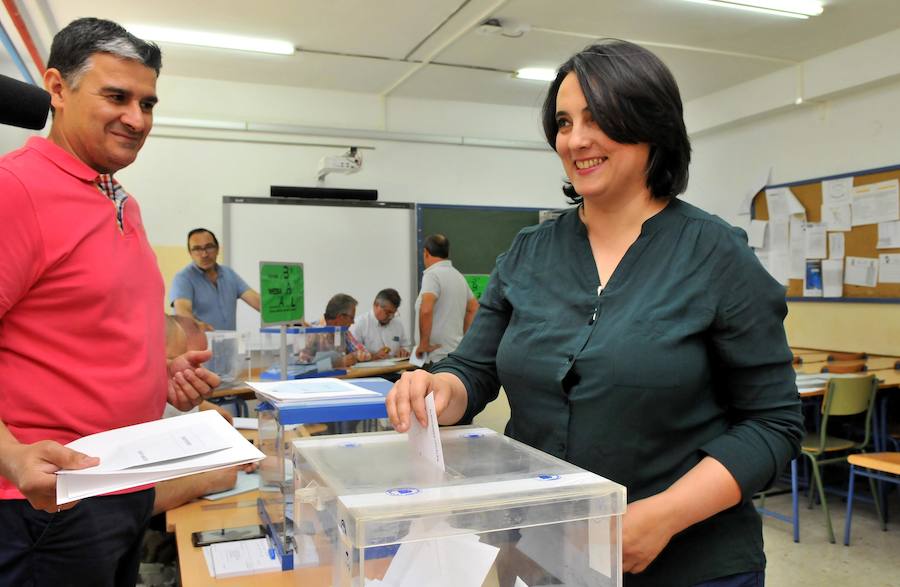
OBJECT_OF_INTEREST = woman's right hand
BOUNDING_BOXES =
[386,370,466,432]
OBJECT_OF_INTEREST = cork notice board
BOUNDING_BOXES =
[753,164,900,300]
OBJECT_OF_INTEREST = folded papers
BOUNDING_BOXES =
[56,410,264,505]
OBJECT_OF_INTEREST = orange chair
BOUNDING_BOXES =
[821,361,867,374]
[827,352,867,362]
[844,453,900,545]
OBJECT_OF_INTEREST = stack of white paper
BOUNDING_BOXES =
[353,358,406,368]
[246,378,380,405]
[56,410,264,505]
[203,538,281,578]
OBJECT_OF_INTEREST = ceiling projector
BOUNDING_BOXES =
[317,147,362,183]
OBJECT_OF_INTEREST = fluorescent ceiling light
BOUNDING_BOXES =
[127,25,295,55]
[682,0,823,19]
[514,68,557,82]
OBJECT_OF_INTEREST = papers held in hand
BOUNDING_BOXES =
[56,410,264,505]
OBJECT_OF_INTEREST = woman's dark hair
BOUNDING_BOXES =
[541,39,691,202]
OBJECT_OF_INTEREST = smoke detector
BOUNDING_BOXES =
[476,18,531,38]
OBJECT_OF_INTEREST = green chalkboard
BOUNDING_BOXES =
[417,205,546,278]
[259,262,304,325]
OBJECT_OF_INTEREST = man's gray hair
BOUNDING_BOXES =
[48,17,162,89]
[324,294,358,320]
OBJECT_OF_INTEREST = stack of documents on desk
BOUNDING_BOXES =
[56,410,264,505]
[795,372,873,394]
[202,538,281,578]
[354,357,407,368]
[246,377,381,405]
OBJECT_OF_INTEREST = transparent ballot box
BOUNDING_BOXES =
[259,326,349,380]
[203,330,250,385]
[256,377,394,570]
[291,427,626,587]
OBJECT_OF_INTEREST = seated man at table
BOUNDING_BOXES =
[302,294,371,368]
[350,288,411,360]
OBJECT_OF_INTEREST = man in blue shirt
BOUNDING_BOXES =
[170,228,260,330]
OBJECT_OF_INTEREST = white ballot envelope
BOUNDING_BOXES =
[56,410,264,505]
[407,392,445,471]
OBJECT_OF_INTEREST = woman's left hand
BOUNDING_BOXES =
[621,493,677,574]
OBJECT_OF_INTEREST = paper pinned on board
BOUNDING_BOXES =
[766,187,805,219]
[852,179,900,226]
[828,233,845,260]
[844,256,878,288]
[822,259,844,297]
[737,166,773,216]
[804,260,823,297]
[804,222,827,259]
[822,177,853,206]
[789,216,807,279]
[821,203,852,232]
[877,220,900,249]
[879,254,900,284]
[747,220,768,249]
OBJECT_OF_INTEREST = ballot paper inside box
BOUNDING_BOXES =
[291,427,626,587]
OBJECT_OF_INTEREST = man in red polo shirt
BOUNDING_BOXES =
[0,18,218,586]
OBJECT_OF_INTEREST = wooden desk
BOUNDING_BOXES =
[793,352,830,363]
[167,490,377,586]
[864,356,900,371]
[166,491,294,586]
[341,361,412,379]
[791,347,826,355]
[793,356,900,375]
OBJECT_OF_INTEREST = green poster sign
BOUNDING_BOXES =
[259,262,304,326]
[464,274,490,300]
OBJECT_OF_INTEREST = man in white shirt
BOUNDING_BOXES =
[415,234,479,364]
[350,289,411,359]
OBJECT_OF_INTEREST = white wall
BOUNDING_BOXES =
[685,71,900,354]
[686,75,900,227]
[114,75,563,247]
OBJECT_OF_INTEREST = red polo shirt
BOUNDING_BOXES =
[0,137,167,499]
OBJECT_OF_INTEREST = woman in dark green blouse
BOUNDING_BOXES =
[387,40,802,587]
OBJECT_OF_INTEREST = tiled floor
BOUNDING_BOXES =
[761,488,900,586]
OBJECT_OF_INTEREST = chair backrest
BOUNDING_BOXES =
[813,375,878,453]
[827,352,867,361]
[823,375,877,416]
[821,361,867,374]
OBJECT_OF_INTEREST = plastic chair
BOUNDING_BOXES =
[844,452,900,545]
[800,374,878,543]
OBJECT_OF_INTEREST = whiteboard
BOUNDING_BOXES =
[223,197,417,345]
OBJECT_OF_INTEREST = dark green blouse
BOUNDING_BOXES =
[434,199,803,586]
